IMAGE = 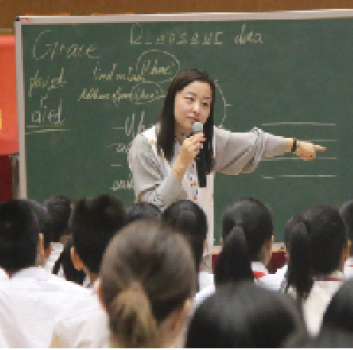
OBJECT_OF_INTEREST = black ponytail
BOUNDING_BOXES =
[286,217,313,300]
[214,226,253,286]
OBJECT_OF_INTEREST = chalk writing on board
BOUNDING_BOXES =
[93,63,145,82]
[31,95,64,126]
[28,67,67,98]
[32,30,100,61]
[92,50,180,84]
[107,110,146,167]
[111,174,134,191]
[136,50,180,83]
[234,24,263,45]
[130,23,224,46]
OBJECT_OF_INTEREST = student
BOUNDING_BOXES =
[194,197,280,307]
[186,282,306,348]
[339,199,353,278]
[98,220,196,348]
[43,195,72,274]
[321,279,353,334]
[163,200,213,291]
[129,68,326,272]
[221,197,282,289]
[69,194,127,286]
[0,200,89,348]
[50,194,127,347]
[284,205,349,335]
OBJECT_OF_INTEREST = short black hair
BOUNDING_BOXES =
[339,199,353,255]
[126,202,162,225]
[0,200,40,273]
[24,199,53,249]
[70,194,127,274]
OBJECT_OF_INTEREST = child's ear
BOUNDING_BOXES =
[70,246,84,271]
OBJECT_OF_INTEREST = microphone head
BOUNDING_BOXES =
[192,122,203,134]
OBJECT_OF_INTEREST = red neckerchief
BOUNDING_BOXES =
[253,271,266,278]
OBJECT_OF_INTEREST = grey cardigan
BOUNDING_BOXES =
[128,126,288,211]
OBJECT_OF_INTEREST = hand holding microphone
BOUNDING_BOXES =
[172,122,206,183]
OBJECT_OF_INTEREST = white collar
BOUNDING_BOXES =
[11,266,50,280]
[251,261,269,274]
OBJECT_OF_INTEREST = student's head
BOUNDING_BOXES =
[186,282,306,348]
[339,199,353,255]
[222,197,274,264]
[126,201,162,225]
[44,195,72,243]
[163,200,207,273]
[214,226,254,286]
[70,194,127,277]
[322,280,353,334]
[99,220,196,348]
[157,68,215,172]
[287,205,348,300]
[0,200,41,274]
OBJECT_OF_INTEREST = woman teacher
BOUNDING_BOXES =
[128,68,326,271]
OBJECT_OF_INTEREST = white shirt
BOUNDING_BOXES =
[0,268,8,280]
[45,242,64,274]
[198,271,214,291]
[251,261,282,291]
[344,257,353,279]
[50,282,109,348]
[0,266,90,347]
[288,270,345,336]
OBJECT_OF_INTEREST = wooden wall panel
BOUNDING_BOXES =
[2,0,353,33]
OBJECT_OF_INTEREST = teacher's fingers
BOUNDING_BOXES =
[313,144,327,152]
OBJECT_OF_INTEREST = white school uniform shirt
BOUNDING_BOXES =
[0,266,90,348]
[251,261,282,291]
[50,281,109,348]
[344,257,353,279]
[198,271,214,291]
[288,270,345,336]
[45,242,64,274]
[194,261,282,309]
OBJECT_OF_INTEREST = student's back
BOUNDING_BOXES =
[0,199,89,348]
[285,205,349,335]
[50,194,127,348]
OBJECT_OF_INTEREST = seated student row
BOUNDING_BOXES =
[0,195,353,347]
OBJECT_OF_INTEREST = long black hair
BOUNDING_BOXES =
[156,68,215,173]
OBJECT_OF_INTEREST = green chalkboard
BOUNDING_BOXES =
[15,11,353,243]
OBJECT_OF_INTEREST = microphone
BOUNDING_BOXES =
[192,122,207,188]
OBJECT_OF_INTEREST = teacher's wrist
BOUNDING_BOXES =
[285,138,300,153]
[172,159,188,182]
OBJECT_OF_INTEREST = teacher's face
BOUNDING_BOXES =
[174,81,212,137]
